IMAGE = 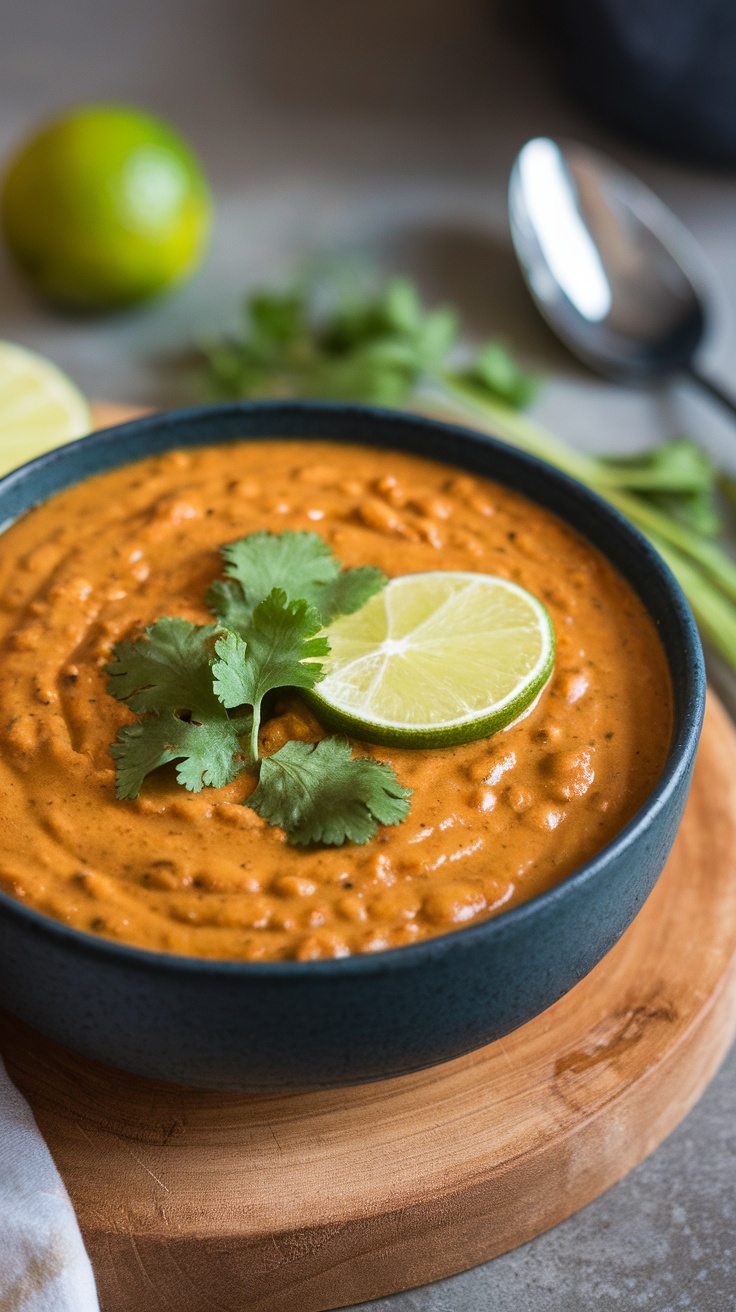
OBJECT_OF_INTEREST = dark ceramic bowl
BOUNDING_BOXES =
[0,403,705,1089]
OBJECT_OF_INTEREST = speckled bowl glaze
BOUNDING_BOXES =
[0,403,705,1089]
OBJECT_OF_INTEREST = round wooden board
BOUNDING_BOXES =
[3,406,736,1310]
[0,690,734,1312]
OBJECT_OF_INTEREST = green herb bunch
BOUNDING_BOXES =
[203,272,736,670]
[105,531,411,846]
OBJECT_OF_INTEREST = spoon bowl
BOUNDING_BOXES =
[509,137,710,382]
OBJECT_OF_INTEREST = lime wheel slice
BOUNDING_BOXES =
[305,570,555,748]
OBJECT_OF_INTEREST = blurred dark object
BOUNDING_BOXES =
[540,0,736,163]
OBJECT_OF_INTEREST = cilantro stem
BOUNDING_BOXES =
[646,531,736,668]
[604,486,736,603]
[250,704,261,763]
[440,373,599,483]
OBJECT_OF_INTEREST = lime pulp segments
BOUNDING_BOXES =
[0,341,91,476]
[306,570,555,748]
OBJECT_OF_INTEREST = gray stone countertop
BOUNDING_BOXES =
[1,2,734,1308]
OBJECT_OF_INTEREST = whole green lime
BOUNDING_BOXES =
[1,104,212,310]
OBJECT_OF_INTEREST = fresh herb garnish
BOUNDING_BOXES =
[111,708,249,800]
[201,270,736,672]
[249,738,412,846]
[208,528,386,628]
[211,591,328,761]
[462,340,539,410]
[106,618,250,798]
[204,277,458,409]
[106,617,223,716]
[105,532,411,845]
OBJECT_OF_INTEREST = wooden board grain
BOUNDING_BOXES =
[1,691,735,1312]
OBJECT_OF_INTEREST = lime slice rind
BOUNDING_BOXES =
[305,570,555,749]
[0,341,91,477]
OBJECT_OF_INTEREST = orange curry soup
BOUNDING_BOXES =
[0,440,672,960]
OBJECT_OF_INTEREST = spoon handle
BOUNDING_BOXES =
[687,364,736,423]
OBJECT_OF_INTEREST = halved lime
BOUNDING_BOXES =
[0,341,91,476]
[305,570,555,748]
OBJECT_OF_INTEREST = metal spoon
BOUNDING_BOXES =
[508,136,736,419]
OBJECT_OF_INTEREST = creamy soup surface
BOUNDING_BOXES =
[0,440,672,960]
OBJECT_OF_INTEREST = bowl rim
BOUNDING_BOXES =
[0,399,706,978]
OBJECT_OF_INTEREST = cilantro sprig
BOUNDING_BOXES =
[250,738,412,846]
[105,532,411,846]
[211,591,328,761]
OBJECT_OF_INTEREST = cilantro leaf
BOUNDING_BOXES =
[212,588,329,759]
[463,341,539,410]
[106,618,251,799]
[110,710,250,800]
[105,618,222,717]
[597,437,716,494]
[205,578,252,633]
[222,530,338,609]
[210,629,251,709]
[213,590,329,703]
[316,564,387,625]
[208,530,386,629]
[248,737,412,845]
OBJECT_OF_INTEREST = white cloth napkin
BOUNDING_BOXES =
[0,1056,99,1311]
